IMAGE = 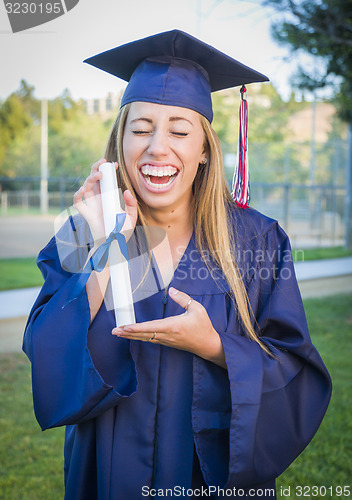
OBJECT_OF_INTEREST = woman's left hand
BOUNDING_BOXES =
[112,287,226,369]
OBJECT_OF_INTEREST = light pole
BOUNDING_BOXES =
[40,98,48,214]
[345,123,352,249]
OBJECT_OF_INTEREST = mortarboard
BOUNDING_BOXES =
[84,29,270,207]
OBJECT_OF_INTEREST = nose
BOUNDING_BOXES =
[147,129,169,157]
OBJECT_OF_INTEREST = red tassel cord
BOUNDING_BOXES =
[232,85,250,208]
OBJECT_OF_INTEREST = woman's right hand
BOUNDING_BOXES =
[73,158,138,244]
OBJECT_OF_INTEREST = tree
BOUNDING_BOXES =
[0,81,112,179]
[263,0,352,248]
[48,89,82,134]
[212,82,302,183]
[263,0,352,122]
[0,79,40,171]
[16,79,40,120]
[0,93,32,169]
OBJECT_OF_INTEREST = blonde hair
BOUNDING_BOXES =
[105,104,269,353]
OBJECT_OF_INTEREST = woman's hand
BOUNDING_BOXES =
[73,158,138,243]
[74,159,138,323]
[112,287,227,369]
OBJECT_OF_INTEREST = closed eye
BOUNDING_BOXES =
[132,130,151,135]
[172,132,189,137]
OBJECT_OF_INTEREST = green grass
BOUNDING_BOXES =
[0,353,65,499]
[0,294,351,499]
[292,246,352,262]
[0,258,43,291]
[277,294,352,499]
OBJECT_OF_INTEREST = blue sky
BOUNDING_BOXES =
[0,0,293,101]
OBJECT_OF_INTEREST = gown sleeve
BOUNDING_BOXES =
[22,221,137,431]
[192,220,332,489]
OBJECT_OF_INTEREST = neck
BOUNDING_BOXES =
[142,197,194,245]
[142,198,195,274]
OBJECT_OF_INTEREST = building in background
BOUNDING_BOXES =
[85,91,123,118]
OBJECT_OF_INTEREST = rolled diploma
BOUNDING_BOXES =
[98,162,135,327]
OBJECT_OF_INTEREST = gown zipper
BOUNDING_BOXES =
[151,285,169,493]
[162,285,169,309]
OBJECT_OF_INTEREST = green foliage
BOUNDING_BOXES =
[263,0,352,122]
[48,89,82,134]
[0,95,31,168]
[213,82,301,183]
[0,78,344,185]
[16,79,41,120]
[48,112,113,178]
[248,83,291,143]
[0,80,41,170]
[2,125,41,178]
[212,83,293,150]
[0,81,114,179]
[212,90,237,148]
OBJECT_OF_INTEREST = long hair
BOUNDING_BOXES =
[104,104,269,353]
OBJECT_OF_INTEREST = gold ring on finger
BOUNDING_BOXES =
[149,332,157,341]
[184,299,192,310]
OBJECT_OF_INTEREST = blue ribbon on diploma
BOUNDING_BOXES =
[64,213,128,307]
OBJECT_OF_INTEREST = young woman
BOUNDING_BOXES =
[23,30,331,499]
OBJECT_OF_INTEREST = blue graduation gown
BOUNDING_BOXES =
[23,206,331,499]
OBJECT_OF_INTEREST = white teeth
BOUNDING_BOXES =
[145,176,175,189]
[140,164,178,189]
[141,165,178,176]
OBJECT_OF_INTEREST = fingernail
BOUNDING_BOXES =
[169,287,178,295]
[112,328,123,335]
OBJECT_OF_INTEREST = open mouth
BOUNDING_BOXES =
[140,165,178,189]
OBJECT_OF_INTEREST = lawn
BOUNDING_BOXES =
[276,294,352,499]
[292,246,352,262]
[0,294,351,499]
[0,258,43,291]
[0,354,65,499]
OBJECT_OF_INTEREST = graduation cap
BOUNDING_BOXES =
[84,29,269,207]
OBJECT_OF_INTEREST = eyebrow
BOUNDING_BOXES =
[130,116,193,126]
[169,116,193,126]
[130,117,153,124]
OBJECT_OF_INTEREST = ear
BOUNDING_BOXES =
[199,157,208,166]
[200,141,209,165]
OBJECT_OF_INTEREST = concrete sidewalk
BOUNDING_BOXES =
[1,258,351,353]
[0,287,40,353]
[0,287,41,319]
[294,257,352,281]
[294,257,352,299]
